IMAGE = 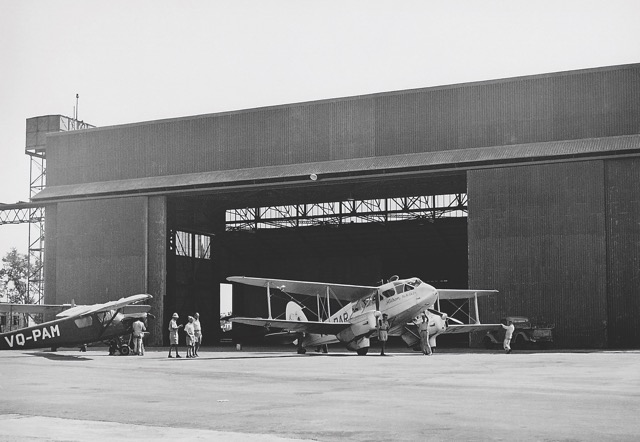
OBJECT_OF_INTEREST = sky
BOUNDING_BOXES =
[1,0,639,261]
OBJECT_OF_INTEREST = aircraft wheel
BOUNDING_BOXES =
[297,347,306,355]
[120,346,130,356]
[356,347,368,356]
[322,344,329,354]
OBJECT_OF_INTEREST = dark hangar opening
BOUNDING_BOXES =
[164,172,469,346]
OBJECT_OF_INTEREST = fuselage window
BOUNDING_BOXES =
[74,316,93,329]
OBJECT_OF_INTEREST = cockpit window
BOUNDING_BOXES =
[382,289,395,298]
[74,316,93,329]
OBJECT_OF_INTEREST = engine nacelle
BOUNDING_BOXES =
[336,311,378,344]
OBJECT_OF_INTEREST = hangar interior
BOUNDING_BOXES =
[167,172,470,345]
[32,63,640,349]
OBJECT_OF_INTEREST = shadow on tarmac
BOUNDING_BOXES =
[28,352,93,361]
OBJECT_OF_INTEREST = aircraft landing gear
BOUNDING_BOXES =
[356,347,369,356]
[297,347,307,354]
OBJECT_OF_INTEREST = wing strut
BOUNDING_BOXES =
[266,282,273,320]
[326,286,331,320]
[473,292,481,324]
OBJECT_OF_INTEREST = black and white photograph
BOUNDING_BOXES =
[1,1,639,440]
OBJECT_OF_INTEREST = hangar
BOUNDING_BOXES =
[31,63,640,348]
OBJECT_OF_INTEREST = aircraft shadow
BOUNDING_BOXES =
[168,352,355,361]
[28,352,93,361]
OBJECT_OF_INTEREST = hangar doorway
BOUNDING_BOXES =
[164,172,469,346]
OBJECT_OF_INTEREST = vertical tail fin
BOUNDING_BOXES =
[285,301,308,322]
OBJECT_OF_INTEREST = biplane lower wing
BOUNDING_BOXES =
[232,317,351,335]
[435,323,503,334]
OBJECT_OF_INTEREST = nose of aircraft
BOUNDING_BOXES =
[416,284,438,308]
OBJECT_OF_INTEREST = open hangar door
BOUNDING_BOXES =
[164,172,470,346]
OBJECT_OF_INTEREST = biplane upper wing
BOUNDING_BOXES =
[437,289,498,300]
[56,294,152,318]
[227,276,377,302]
[232,317,351,335]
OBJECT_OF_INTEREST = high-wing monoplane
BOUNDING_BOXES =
[228,276,499,355]
[0,294,152,351]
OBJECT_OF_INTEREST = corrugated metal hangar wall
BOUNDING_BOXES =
[36,64,640,348]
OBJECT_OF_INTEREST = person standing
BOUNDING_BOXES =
[193,312,202,357]
[185,316,196,358]
[418,314,432,355]
[132,317,146,356]
[168,312,183,358]
[501,320,515,354]
[379,313,390,356]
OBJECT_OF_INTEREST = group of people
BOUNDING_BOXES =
[168,312,203,358]
[379,313,433,356]
[380,313,515,356]
[136,310,514,357]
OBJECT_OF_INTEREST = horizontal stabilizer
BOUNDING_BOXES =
[232,317,351,335]
[264,331,299,345]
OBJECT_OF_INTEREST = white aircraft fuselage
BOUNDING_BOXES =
[301,277,438,350]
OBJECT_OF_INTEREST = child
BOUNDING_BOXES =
[185,316,196,358]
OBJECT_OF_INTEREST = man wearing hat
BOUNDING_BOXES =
[378,313,390,356]
[168,312,183,358]
[418,313,432,355]
[193,312,202,357]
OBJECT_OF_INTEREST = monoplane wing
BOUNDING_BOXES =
[56,294,152,318]
[0,303,71,315]
[232,317,351,335]
[227,276,377,302]
[438,289,498,300]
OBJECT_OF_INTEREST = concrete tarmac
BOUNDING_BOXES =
[0,346,639,441]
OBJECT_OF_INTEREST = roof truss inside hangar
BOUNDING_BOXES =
[167,170,470,290]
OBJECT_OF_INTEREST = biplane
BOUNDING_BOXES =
[0,294,152,352]
[228,275,500,355]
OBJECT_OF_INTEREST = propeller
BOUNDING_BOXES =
[427,308,464,326]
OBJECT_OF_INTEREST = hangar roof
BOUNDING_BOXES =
[33,134,640,204]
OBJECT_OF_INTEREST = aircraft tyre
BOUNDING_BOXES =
[120,346,130,356]
[356,347,368,356]
[322,344,329,354]
[297,347,306,355]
